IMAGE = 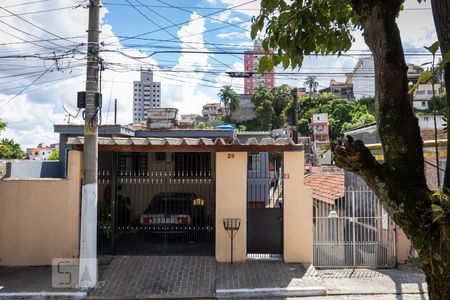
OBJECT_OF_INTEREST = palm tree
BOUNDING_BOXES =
[304,76,319,94]
[218,85,240,119]
[0,138,25,159]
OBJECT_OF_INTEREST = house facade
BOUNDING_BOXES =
[244,40,275,94]
[0,128,313,269]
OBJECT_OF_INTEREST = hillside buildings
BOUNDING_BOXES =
[26,143,58,160]
[133,69,161,123]
[413,83,443,110]
[320,80,354,101]
[202,103,224,126]
[345,57,375,100]
[244,40,275,94]
[311,113,331,165]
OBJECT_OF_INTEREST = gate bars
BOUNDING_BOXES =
[97,152,216,256]
[313,187,396,268]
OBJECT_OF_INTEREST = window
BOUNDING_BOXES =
[422,101,426,107]
[416,90,426,95]
[248,153,261,171]
[174,153,211,177]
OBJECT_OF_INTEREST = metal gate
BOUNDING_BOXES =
[313,188,396,268]
[97,151,215,256]
[247,152,283,259]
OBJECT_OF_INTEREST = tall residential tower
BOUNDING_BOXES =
[133,69,161,123]
[244,40,275,94]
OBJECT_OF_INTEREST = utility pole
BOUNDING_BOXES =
[114,98,117,124]
[79,0,100,289]
[291,88,299,144]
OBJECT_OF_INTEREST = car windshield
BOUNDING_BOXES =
[144,194,195,214]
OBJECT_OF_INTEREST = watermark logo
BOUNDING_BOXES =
[52,258,97,288]
[52,258,79,288]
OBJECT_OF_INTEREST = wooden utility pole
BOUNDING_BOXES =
[79,0,100,289]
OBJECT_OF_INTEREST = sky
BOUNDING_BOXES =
[0,0,438,149]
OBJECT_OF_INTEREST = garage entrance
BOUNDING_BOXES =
[97,151,215,256]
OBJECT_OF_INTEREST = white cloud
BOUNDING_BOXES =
[216,0,260,17]
[216,31,249,39]
[215,61,245,93]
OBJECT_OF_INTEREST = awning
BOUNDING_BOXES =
[67,136,304,152]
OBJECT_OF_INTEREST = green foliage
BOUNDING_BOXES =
[250,84,292,130]
[218,85,240,119]
[341,103,376,132]
[0,120,6,133]
[48,149,59,161]
[198,121,206,129]
[297,94,375,139]
[358,97,375,115]
[256,100,275,130]
[251,0,355,71]
[0,138,25,159]
[297,118,310,136]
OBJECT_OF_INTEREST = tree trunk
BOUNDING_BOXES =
[332,1,450,298]
[431,0,450,193]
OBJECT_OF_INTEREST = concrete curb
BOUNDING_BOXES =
[0,291,87,299]
[215,286,327,298]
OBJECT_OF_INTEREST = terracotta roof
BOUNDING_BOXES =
[304,169,345,205]
[420,129,447,141]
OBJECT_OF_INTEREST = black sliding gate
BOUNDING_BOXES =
[247,152,283,259]
[98,152,215,256]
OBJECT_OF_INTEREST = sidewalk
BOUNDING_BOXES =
[0,257,427,299]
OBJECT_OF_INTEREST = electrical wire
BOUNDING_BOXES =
[0,6,74,18]
[103,0,257,45]
[0,62,55,109]
[0,5,81,46]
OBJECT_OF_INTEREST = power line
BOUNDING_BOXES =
[155,0,250,32]
[103,0,257,45]
[0,62,54,109]
[0,6,74,18]
[0,5,81,46]
[3,0,52,9]
[0,35,86,47]
[127,0,237,69]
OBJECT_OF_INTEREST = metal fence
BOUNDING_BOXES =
[313,188,396,268]
[97,152,215,256]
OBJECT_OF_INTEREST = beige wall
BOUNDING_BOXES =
[215,152,247,262]
[283,151,313,263]
[0,151,82,266]
[396,226,412,264]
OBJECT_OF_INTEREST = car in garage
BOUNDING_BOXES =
[140,192,205,232]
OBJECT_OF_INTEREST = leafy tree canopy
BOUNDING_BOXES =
[0,138,25,159]
[48,149,59,161]
[251,84,292,130]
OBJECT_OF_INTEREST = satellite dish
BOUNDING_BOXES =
[63,102,80,124]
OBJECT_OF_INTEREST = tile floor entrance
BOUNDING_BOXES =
[88,256,318,299]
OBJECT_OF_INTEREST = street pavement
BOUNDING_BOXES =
[0,256,427,299]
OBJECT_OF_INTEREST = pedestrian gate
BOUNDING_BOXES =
[247,152,283,259]
[97,152,215,256]
[313,188,396,268]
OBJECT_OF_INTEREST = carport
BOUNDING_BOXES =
[69,135,312,262]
